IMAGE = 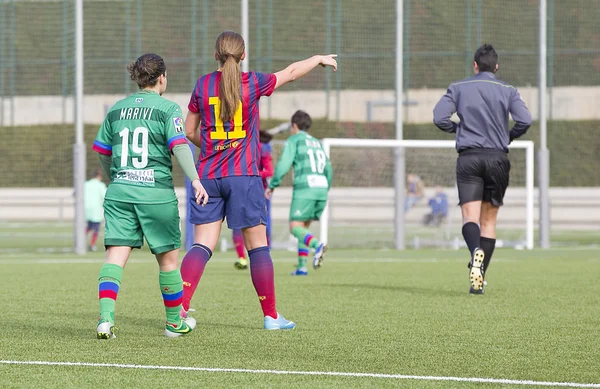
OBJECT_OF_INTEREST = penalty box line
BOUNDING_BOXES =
[0,360,599,388]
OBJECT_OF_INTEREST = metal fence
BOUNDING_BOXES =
[1,0,599,124]
[0,0,599,251]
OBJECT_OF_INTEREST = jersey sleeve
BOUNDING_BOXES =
[509,88,532,141]
[92,117,113,156]
[269,138,297,189]
[188,81,201,113]
[165,104,189,153]
[253,72,277,97]
[433,84,458,133]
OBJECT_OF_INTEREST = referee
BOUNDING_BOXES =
[433,44,532,294]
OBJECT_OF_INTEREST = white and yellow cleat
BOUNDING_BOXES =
[234,258,248,270]
[97,319,116,339]
[164,317,196,338]
[469,248,485,291]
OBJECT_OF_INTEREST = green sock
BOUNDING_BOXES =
[98,263,123,323]
[291,226,320,250]
[297,243,309,269]
[160,270,184,325]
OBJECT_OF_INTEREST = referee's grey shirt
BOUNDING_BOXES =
[433,72,532,153]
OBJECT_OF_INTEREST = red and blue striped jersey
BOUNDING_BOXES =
[188,71,277,179]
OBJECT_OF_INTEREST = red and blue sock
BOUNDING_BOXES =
[297,244,309,269]
[160,270,184,325]
[291,226,320,250]
[248,246,277,318]
[180,244,212,312]
[98,263,123,323]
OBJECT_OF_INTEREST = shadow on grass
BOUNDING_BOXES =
[327,283,466,297]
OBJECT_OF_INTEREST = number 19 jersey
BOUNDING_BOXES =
[92,90,189,204]
[188,71,277,180]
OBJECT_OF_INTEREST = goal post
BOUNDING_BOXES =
[320,138,535,250]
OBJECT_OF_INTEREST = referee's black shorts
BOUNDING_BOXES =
[456,149,510,207]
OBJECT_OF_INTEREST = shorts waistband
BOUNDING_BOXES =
[458,148,508,156]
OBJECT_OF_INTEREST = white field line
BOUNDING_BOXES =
[0,360,598,388]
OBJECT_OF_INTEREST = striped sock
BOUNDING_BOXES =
[297,243,309,269]
[160,270,184,325]
[98,263,123,323]
[291,226,320,250]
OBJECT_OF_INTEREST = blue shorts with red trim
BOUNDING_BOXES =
[189,176,268,230]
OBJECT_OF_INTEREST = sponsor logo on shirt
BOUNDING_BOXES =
[115,169,156,186]
[173,117,184,133]
[214,140,240,151]
[307,174,328,189]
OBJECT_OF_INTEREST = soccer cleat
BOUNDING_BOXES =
[234,258,248,270]
[469,286,485,295]
[164,317,196,338]
[96,319,116,339]
[290,267,308,276]
[312,244,327,269]
[264,313,296,330]
[469,248,485,291]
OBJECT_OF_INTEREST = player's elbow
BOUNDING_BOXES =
[284,67,298,83]
[432,107,446,128]
[184,122,196,139]
[433,115,450,131]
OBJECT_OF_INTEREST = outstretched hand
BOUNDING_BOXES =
[192,180,209,206]
[320,54,338,71]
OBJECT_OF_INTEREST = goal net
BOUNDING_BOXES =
[311,138,535,250]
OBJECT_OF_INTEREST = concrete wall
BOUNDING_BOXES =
[3,85,600,125]
[1,187,599,232]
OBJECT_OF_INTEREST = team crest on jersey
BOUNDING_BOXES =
[173,117,184,133]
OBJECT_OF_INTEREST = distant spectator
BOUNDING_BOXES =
[423,186,448,227]
[84,169,107,252]
[405,174,425,212]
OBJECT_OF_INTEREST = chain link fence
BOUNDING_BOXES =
[0,0,599,251]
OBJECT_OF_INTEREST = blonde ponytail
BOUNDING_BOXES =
[215,31,245,123]
[219,55,242,122]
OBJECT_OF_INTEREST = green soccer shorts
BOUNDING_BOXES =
[103,199,181,254]
[289,198,328,221]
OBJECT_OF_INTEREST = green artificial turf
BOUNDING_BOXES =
[0,248,599,388]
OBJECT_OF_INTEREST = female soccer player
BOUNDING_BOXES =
[234,130,274,270]
[181,30,337,330]
[92,53,208,339]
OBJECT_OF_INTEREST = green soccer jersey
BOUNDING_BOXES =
[92,90,189,204]
[269,131,332,200]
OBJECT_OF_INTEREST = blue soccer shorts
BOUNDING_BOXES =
[189,176,268,230]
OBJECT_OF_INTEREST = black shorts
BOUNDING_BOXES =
[456,149,510,206]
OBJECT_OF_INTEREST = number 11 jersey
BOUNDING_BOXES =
[92,90,188,204]
[188,71,277,180]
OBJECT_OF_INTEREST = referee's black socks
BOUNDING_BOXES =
[479,237,496,272]
[461,222,481,255]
